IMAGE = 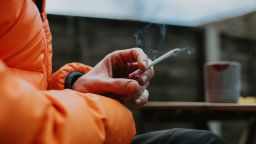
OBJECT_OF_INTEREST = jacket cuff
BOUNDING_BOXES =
[48,63,92,90]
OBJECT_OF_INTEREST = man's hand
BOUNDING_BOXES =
[72,48,154,107]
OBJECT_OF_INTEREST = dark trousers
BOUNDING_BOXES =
[132,128,226,144]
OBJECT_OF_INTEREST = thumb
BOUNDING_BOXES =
[102,78,140,96]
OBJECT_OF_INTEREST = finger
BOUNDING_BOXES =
[134,89,149,107]
[117,48,149,70]
[138,67,154,85]
[121,84,148,104]
[128,62,139,71]
[139,82,148,94]
[102,78,140,96]
[132,48,149,70]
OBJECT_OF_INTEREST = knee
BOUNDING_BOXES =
[168,128,226,144]
[199,130,225,144]
[183,129,226,144]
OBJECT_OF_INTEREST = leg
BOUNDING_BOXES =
[132,128,226,144]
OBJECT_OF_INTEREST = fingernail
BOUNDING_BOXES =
[142,75,148,83]
[143,61,148,68]
[136,99,142,105]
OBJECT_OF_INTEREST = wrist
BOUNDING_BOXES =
[65,71,84,89]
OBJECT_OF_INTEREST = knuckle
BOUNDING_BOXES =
[132,47,141,51]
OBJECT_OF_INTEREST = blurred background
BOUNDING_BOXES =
[46,0,256,143]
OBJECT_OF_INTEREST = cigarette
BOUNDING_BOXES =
[128,48,192,79]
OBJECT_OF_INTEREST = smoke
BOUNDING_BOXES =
[134,24,195,61]
[134,24,166,60]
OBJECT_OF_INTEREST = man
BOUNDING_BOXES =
[0,0,225,143]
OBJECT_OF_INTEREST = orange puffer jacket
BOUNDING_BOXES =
[0,0,135,144]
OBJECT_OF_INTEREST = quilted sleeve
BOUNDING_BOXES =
[0,61,136,144]
[48,62,92,90]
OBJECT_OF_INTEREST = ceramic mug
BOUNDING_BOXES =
[204,61,241,103]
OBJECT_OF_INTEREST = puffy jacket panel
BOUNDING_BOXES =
[0,0,50,89]
[0,61,136,144]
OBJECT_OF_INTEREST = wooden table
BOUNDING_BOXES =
[139,102,256,144]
